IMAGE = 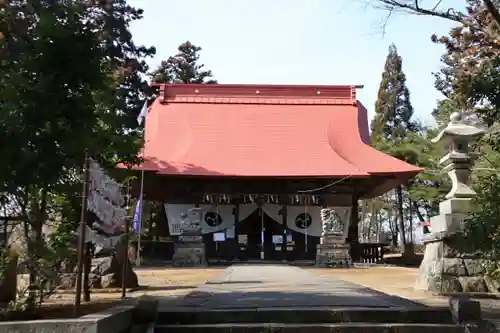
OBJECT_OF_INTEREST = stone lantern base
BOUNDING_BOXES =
[415,231,498,293]
[315,243,352,268]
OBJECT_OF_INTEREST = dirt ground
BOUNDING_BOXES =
[16,265,500,321]
[31,268,222,319]
[46,267,223,303]
[308,266,448,307]
[308,266,500,322]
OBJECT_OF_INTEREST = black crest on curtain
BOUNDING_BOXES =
[205,212,223,227]
[295,213,312,229]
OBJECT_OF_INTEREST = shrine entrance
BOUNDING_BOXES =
[237,208,284,261]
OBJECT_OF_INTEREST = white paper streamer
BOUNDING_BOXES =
[89,160,125,207]
[87,161,127,229]
[82,226,122,253]
[87,191,125,228]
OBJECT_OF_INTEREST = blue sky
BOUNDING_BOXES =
[130,0,461,126]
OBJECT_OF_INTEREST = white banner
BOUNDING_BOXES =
[164,204,191,236]
[238,203,258,221]
[165,204,236,235]
[200,205,235,234]
[287,206,322,237]
[261,204,282,224]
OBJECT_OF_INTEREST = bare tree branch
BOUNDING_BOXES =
[376,0,500,31]
[431,0,444,11]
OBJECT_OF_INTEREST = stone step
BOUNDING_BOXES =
[154,323,465,333]
[156,307,453,325]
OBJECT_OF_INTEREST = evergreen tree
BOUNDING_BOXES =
[0,0,154,309]
[150,41,217,84]
[371,44,417,141]
[371,44,419,253]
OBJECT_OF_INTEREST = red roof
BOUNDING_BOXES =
[136,83,421,179]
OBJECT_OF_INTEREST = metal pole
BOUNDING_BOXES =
[136,169,145,267]
[121,215,131,299]
[74,152,90,317]
[260,208,264,260]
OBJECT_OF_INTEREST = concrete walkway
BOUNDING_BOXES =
[159,264,426,310]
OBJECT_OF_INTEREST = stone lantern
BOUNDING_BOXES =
[428,112,485,233]
[415,112,488,292]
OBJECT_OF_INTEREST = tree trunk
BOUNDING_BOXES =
[408,198,413,244]
[412,201,426,222]
[27,187,48,311]
[83,242,92,302]
[396,185,407,254]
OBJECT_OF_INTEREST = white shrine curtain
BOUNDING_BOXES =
[238,203,258,221]
[286,205,322,237]
[200,204,235,234]
[165,204,236,235]
[164,204,192,236]
[261,204,283,224]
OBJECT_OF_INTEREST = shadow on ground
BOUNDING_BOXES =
[176,288,424,309]
[140,285,198,292]
[382,254,423,267]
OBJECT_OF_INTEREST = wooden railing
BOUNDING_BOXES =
[351,243,388,264]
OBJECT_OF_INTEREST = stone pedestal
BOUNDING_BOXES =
[316,243,352,268]
[171,208,207,267]
[172,231,207,267]
[415,231,496,293]
[315,208,352,268]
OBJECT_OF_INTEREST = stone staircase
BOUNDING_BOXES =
[151,306,494,333]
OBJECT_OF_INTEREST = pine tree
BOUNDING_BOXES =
[151,41,217,84]
[371,44,419,253]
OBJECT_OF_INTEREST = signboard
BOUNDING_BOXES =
[272,235,283,244]
[213,232,225,242]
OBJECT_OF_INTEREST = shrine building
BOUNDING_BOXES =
[128,83,421,263]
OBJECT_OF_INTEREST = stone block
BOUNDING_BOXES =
[483,276,500,293]
[442,258,467,276]
[58,273,76,290]
[459,277,488,292]
[0,301,134,333]
[316,244,352,268]
[133,295,158,324]
[172,244,206,267]
[431,213,468,233]
[463,259,486,276]
[449,297,482,323]
[441,276,464,293]
[421,241,443,262]
[443,243,459,258]
[439,198,474,215]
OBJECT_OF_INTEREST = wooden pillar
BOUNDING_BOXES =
[348,193,360,262]
[83,242,92,302]
[281,203,287,261]
[233,203,239,260]
[348,195,359,243]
